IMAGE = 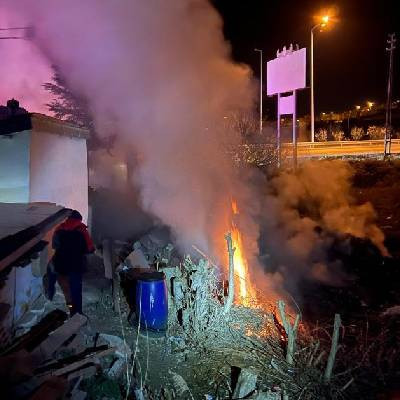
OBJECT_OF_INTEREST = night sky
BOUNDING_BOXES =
[212,0,400,116]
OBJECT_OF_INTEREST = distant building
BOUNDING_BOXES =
[0,100,90,221]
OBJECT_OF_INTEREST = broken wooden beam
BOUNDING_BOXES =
[31,313,87,363]
[35,345,115,377]
[1,309,67,356]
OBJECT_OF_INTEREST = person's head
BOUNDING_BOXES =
[70,210,83,221]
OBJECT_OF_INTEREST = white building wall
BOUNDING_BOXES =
[0,131,30,202]
[29,131,88,222]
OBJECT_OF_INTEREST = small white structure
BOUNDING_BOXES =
[0,203,69,336]
[0,112,89,221]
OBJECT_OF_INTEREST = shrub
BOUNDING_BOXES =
[315,128,328,142]
[367,125,385,140]
[332,130,345,141]
[350,126,364,140]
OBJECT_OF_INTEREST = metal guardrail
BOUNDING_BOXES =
[286,139,400,149]
[233,139,400,161]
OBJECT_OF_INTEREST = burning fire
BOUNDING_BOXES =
[230,200,256,306]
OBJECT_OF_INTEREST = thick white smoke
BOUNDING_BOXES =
[3,0,256,255]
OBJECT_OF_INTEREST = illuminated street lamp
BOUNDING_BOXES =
[367,101,374,109]
[311,15,330,142]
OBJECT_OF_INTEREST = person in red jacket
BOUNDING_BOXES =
[51,210,94,316]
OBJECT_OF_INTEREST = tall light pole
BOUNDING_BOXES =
[384,33,396,157]
[310,15,329,142]
[254,48,263,134]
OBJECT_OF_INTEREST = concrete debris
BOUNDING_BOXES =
[107,357,126,379]
[99,333,132,358]
[125,248,150,269]
[232,368,258,399]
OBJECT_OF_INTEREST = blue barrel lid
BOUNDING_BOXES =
[136,271,165,282]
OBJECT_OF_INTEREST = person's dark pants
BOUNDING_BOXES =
[67,271,83,315]
[58,272,82,316]
[46,265,83,316]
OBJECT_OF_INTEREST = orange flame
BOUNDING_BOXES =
[230,200,256,306]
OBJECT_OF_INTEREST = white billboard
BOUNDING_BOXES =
[267,48,306,95]
[279,94,295,115]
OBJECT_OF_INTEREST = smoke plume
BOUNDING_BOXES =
[2,0,255,255]
[1,2,387,302]
[259,160,387,287]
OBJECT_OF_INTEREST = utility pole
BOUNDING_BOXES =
[384,33,396,158]
[310,27,315,142]
[254,49,263,134]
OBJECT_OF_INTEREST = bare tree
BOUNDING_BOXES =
[43,66,115,150]
[228,111,258,142]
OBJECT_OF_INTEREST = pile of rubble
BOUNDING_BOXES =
[0,293,134,400]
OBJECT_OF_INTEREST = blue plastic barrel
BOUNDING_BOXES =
[135,271,168,331]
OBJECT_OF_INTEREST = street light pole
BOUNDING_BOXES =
[310,16,329,142]
[311,26,316,142]
[384,33,396,158]
[254,48,263,134]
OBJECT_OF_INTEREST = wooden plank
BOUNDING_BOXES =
[102,239,113,280]
[31,314,87,362]
[1,309,67,356]
[0,209,70,273]
[36,346,116,377]
[66,364,98,381]
[51,348,115,376]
